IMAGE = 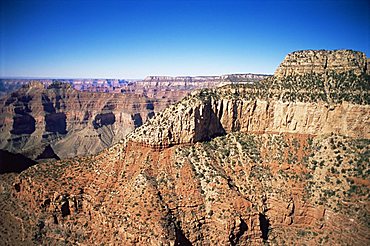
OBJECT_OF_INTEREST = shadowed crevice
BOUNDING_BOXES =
[259,213,270,241]
[131,113,143,128]
[36,145,60,160]
[194,98,226,142]
[230,217,248,246]
[11,114,36,135]
[174,223,192,246]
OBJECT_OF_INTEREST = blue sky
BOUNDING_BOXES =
[1,0,369,78]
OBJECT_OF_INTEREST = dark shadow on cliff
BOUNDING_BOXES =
[131,113,143,128]
[10,114,36,135]
[259,213,270,241]
[175,225,192,246]
[0,149,37,174]
[36,145,60,160]
[194,97,226,142]
[93,112,116,129]
[230,217,248,246]
[45,113,67,134]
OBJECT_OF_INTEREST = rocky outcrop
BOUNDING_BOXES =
[274,49,369,78]
[0,81,154,160]
[128,93,369,147]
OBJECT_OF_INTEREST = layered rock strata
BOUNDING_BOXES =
[0,81,154,160]
[274,49,370,78]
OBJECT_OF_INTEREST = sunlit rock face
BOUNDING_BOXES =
[274,49,369,78]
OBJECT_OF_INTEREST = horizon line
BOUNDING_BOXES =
[0,72,273,80]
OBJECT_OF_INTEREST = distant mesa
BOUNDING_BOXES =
[142,73,270,83]
[1,73,271,98]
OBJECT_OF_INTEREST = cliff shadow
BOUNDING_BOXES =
[93,112,116,129]
[194,99,226,142]
[259,213,270,242]
[36,145,60,160]
[45,112,67,134]
[0,149,37,174]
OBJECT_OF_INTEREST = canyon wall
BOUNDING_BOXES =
[1,73,270,97]
[128,94,369,148]
[0,73,270,161]
[0,81,154,160]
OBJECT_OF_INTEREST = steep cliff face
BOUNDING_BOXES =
[0,82,154,160]
[128,93,369,147]
[0,50,369,245]
[128,50,369,147]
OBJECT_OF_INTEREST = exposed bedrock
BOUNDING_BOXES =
[274,49,370,78]
[128,96,369,147]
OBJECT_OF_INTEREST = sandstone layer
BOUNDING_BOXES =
[274,49,370,78]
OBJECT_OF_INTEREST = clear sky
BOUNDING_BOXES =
[1,0,369,78]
